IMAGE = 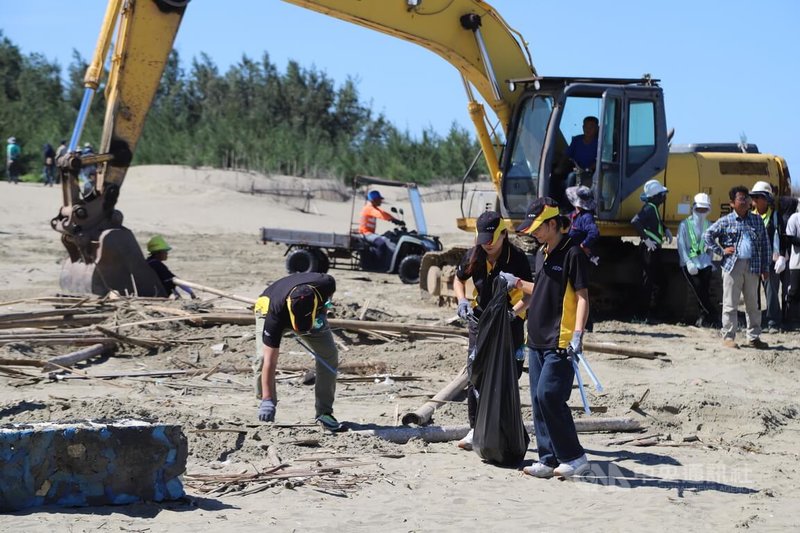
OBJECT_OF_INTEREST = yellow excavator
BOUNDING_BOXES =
[55,0,792,319]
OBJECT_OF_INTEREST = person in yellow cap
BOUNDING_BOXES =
[145,235,196,299]
[499,197,592,479]
[452,210,532,451]
[253,273,342,431]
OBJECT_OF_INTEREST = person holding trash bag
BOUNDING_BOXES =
[500,197,591,478]
[468,275,531,466]
[453,211,532,451]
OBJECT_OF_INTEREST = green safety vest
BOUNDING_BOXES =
[683,217,709,258]
[643,202,665,244]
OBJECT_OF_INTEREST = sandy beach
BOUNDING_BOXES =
[1,166,798,531]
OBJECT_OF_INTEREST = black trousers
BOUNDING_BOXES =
[786,269,800,324]
[638,245,666,318]
[467,316,524,428]
[681,265,718,323]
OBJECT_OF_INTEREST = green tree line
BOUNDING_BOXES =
[0,31,486,185]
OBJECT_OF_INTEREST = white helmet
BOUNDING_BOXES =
[7,137,16,144]
[693,193,711,210]
[750,181,773,198]
[643,179,668,198]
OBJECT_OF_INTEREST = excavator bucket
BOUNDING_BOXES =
[59,227,166,297]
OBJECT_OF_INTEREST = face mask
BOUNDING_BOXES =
[692,210,708,223]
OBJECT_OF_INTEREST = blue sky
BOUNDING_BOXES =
[3,1,799,188]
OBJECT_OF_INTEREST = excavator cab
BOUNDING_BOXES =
[500,77,669,223]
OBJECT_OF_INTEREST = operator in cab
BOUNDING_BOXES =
[145,235,196,299]
[358,189,404,267]
[253,273,342,432]
[565,116,599,188]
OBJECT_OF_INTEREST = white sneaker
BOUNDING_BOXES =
[457,429,474,451]
[553,454,590,478]
[522,462,555,478]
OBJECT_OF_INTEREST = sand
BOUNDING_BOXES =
[0,166,798,531]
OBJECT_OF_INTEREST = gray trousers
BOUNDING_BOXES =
[721,259,762,341]
[253,314,338,417]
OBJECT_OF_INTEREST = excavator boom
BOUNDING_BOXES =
[283,0,535,131]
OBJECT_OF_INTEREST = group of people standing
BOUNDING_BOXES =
[634,178,798,347]
[5,137,71,186]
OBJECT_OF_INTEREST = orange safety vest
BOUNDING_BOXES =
[359,203,392,234]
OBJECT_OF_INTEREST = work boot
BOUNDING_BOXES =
[554,454,590,478]
[744,338,769,350]
[457,429,474,451]
[722,338,739,349]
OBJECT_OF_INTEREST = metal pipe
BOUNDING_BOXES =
[473,26,502,102]
[68,88,96,152]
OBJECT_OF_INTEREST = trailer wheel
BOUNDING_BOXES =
[397,254,422,284]
[313,249,330,273]
[286,248,318,273]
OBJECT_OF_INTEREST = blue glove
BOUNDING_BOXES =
[498,271,519,290]
[258,399,276,422]
[457,298,473,320]
[567,331,583,356]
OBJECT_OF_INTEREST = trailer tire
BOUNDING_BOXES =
[286,248,319,274]
[313,249,330,273]
[398,254,422,284]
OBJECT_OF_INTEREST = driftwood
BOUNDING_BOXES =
[43,343,114,371]
[401,366,468,426]
[352,418,643,444]
[0,358,45,367]
[171,278,256,305]
[584,342,665,360]
[279,361,388,375]
[95,325,164,349]
[0,314,110,330]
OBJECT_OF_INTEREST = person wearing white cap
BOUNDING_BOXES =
[631,179,672,322]
[5,136,21,184]
[750,181,785,331]
[677,193,718,327]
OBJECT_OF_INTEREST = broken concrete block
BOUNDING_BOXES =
[0,419,188,511]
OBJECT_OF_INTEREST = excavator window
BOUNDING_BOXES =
[503,94,554,216]
[626,100,657,176]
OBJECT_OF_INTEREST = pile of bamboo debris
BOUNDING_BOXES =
[0,295,459,384]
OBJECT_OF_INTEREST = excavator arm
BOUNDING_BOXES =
[283,0,536,185]
[54,0,187,296]
[55,0,535,296]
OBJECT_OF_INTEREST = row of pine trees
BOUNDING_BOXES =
[0,31,485,184]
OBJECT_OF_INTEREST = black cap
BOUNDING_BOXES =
[516,197,561,235]
[475,211,505,245]
[287,285,320,332]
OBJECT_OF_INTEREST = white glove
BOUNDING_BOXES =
[686,262,699,276]
[774,256,787,274]
[665,228,673,244]
[643,238,657,252]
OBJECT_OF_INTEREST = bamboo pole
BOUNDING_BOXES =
[351,418,642,444]
[401,366,468,426]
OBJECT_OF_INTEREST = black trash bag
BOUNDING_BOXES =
[470,276,529,466]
